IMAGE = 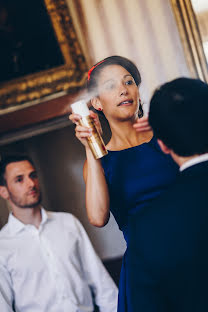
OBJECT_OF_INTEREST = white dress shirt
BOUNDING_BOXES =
[180,153,208,172]
[0,209,118,312]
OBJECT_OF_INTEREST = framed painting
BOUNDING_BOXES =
[0,0,88,114]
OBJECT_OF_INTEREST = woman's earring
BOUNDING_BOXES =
[138,98,144,118]
[98,108,103,111]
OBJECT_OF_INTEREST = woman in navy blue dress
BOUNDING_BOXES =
[70,56,178,312]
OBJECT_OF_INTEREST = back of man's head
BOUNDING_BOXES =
[0,154,35,186]
[149,77,208,157]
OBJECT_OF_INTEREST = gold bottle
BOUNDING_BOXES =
[71,100,108,159]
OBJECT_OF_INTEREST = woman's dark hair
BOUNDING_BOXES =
[87,55,143,117]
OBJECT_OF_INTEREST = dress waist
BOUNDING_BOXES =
[121,201,150,245]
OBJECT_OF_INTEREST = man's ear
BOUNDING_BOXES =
[91,97,103,111]
[157,139,172,154]
[0,186,9,200]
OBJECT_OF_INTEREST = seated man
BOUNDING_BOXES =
[0,155,118,312]
[128,78,208,312]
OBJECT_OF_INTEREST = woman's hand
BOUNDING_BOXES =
[69,110,102,148]
[133,116,152,132]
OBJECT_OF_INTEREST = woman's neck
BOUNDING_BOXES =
[107,119,153,151]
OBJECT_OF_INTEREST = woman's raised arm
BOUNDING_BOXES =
[69,111,110,227]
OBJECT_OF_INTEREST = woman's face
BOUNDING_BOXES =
[94,64,140,122]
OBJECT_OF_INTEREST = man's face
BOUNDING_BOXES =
[4,160,41,209]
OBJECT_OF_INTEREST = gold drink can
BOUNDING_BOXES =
[79,116,108,159]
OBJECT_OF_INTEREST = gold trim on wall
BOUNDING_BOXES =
[0,0,87,113]
[171,0,208,82]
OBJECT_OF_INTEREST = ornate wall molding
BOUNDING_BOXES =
[171,0,208,82]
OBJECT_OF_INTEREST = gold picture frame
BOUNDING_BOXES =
[171,0,208,82]
[0,0,88,114]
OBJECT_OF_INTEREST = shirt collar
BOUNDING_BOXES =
[180,153,208,172]
[8,207,50,235]
[40,208,49,226]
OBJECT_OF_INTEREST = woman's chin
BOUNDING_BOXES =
[117,111,137,122]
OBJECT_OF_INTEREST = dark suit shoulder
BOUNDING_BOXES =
[129,164,208,271]
[128,162,208,311]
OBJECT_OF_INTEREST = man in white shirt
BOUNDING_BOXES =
[0,155,118,312]
[128,78,208,312]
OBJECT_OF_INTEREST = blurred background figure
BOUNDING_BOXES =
[0,155,118,312]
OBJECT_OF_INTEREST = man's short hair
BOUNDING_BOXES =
[0,155,35,186]
[149,77,208,157]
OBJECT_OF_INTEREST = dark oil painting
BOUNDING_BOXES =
[0,0,64,84]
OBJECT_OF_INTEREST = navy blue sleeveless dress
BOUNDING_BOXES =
[101,136,179,312]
